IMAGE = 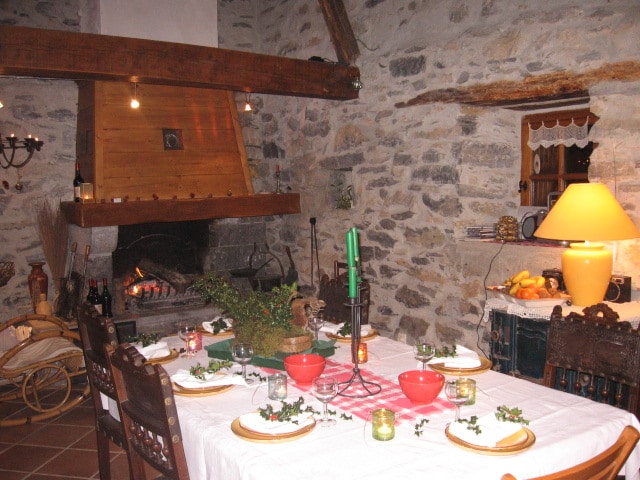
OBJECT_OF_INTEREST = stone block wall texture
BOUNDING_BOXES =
[2,1,640,357]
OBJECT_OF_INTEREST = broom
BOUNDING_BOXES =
[34,200,69,295]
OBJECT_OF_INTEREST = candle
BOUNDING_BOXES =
[268,373,287,400]
[458,378,476,405]
[346,228,359,298]
[357,342,368,363]
[372,408,395,441]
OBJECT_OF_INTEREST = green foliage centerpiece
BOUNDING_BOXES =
[192,273,309,357]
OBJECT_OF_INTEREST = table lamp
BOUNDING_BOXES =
[534,183,639,306]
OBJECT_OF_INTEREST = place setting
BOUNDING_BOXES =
[128,332,179,365]
[198,316,234,337]
[424,344,492,376]
[322,322,378,343]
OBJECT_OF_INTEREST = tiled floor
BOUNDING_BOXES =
[0,387,130,479]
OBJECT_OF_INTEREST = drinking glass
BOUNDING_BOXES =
[177,324,197,357]
[312,375,338,427]
[445,380,470,421]
[414,342,435,370]
[307,316,325,342]
[231,343,254,384]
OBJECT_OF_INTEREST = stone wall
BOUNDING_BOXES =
[1,1,640,359]
[218,0,640,353]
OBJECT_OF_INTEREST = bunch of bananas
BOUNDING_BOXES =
[503,270,546,298]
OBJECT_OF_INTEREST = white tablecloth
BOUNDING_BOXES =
[162,334,640,480]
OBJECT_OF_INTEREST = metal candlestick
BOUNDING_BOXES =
[338,280,381,398]
[274,171,283,194]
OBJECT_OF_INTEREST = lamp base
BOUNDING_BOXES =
[562,242,612,307]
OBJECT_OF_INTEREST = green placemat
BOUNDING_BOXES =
[205,339,337,370]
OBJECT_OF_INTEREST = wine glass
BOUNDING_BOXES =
[231,343,254,384]
[312,375,338,427]
[444,380,470,421]
[307,316,325,343]
[414,342,435,370]
[177,324,197,357]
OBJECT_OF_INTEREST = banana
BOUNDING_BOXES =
[509,282,521,296]
[510,269,530,284]
[535,275,546,288]
[519,278,537,287]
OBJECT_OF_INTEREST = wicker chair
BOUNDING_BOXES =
[502,425,640,479]
[107,342,190,480]
[0,314,88,427]
[77,303,131,480]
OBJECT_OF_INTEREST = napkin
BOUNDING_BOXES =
[170,369,246,389]
[320,322,372,336]
[448,413,525,447]
[428,344,481,368]
[134,341,171,359]
[239,411,314,435]
[201,316,232,334]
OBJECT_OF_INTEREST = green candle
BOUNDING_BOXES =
[346,229,357,298]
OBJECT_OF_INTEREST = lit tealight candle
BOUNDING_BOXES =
[372,408,395,441]
[357,342,368,363]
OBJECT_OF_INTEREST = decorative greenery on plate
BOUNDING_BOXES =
[258,396,318,424]
[495,405,530,425]
[457,415,482,435]
[434,344,457,358]
[127,332,160,347]
[189,359,233,381]
[208,318,230,334]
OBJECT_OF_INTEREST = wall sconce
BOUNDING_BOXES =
[243,93,253,112]
[351,76,363,90]
[0,132,44,169]
[130,83,140,109]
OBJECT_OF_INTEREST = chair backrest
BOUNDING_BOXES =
[501,425,640,480]
[107,342,190,480]
[543,304,640,418]
[77,303,120,401]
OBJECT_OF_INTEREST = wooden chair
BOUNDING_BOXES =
[106,342,190,480]
[76,303,130,480]
[501,424,640,479]
[543,304,640,418]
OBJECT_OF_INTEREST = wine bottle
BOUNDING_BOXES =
[73,161,84,202]
[100,278,113,318]
[87,279,102,314]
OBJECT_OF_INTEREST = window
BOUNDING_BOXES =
[520,108,598,207]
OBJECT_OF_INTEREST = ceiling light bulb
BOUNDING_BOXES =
[130,98,140,109]
[0,101,3,109]
[244,101,252,112]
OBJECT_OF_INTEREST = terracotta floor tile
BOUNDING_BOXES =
[0,444,62,472]
[22,424,94,448]
[35,448,99,478]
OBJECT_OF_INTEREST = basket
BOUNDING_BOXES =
[279,334,313,354]
[0,262,15,287]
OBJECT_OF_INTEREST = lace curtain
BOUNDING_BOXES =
[527,117,590,150]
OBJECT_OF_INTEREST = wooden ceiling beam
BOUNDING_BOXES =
[395,61,640,108]
[318,0,360,65]
[0,26,360,101]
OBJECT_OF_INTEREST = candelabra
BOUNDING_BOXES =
[1,134,44,169]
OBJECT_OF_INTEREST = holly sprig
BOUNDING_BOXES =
[434,344,457,358]
[208,318,230,334]
[189,359,233,380]
[414,417,430,437]
[258,396,318,423]
[495,405,530,425]
[127,332,160,347]
[456,415,482,435]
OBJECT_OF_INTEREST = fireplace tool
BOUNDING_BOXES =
[338,228,381,398]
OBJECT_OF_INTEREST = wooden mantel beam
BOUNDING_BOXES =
[395,61,640,108]
[0,26,360,101]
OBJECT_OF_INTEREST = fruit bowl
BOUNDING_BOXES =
[283,353,326,385]
[398,370,445,404]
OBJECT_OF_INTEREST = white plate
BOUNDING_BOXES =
[486,287,570,308]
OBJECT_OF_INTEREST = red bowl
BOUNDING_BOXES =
[283,353,326,384]
[398,370,445,404]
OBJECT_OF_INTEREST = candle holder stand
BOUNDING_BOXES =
[338,289,381,398]
[274,171,283,194]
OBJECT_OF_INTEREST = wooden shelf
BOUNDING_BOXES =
[61,193,301,227]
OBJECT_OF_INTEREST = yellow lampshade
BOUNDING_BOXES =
[534,183,639,306]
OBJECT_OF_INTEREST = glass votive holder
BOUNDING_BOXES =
[372,408,395,441]
[458,377,476,405]
[80,183,94,203]
[357,342,368,363]
[268,373,288,400]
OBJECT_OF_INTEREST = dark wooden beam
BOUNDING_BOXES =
[0,26,360,101]
[318,0,360,65]
[60,194,301,227]
[395,61,640,108]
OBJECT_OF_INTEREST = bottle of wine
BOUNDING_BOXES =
[100,278,113,318]
[73,161,84,202]
[87,279,102,314]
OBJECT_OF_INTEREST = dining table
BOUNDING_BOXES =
[158,329,640,480]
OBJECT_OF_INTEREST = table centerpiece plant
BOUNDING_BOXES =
[192,273,310,357]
